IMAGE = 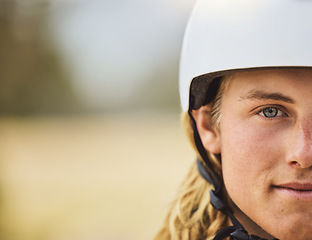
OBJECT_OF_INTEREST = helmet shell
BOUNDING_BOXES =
[180,0,312,112]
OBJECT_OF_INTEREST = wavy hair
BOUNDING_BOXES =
[154,77,231,240]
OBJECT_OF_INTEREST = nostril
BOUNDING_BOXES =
[290,161,301,167]
[289,158,312,169]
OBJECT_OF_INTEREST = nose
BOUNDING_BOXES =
[287,119,312,169]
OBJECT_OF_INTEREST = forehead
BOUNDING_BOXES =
[224,69,312,97]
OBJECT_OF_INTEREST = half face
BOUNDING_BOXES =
[218,69,312,240]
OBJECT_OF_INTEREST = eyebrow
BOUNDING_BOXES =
[239,90,295,103]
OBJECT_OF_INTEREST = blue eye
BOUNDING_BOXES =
[258,107,284,118]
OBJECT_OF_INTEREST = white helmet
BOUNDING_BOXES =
[180,0,312,112]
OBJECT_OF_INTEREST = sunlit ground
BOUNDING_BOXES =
[0,113,194,240]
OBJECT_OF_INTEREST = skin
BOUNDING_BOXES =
[194,69,312,240]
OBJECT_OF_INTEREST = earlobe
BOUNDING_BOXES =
[191,106,221,154]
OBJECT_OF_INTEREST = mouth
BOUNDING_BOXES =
[274,183,312,200]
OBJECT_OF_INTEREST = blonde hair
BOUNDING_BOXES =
[154,77,231,240]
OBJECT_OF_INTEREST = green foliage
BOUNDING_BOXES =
[0,0,79,116]
[132,58,180,112]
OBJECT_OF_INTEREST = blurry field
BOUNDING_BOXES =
[0,113,194,240]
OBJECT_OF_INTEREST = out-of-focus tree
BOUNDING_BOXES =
[131,58,180,112]
[0,0,79,116]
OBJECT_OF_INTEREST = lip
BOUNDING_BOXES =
[274,182,312,200]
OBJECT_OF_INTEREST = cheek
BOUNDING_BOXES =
[219,119,312,239]
[220,120,281,203]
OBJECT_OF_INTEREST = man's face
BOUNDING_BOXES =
[219,69,312,240]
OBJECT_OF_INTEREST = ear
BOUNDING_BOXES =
[191,105,221,154]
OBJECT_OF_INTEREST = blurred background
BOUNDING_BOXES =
[0,0,196,239]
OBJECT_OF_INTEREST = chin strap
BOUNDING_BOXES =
[197,159,278,240]
[189,110,278,240]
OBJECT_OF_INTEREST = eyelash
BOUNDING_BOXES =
[256,106,288,119]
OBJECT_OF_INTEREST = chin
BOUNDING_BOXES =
[265,216,312,240]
